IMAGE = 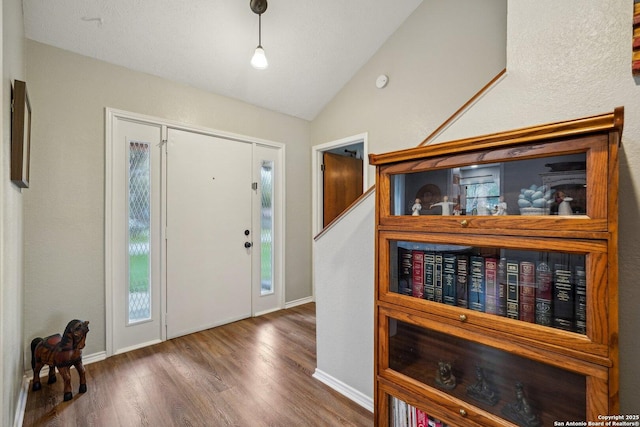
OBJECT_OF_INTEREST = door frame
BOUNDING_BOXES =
[106,108,285,356]
[311,133,368,236]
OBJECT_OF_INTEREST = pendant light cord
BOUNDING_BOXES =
[258,13,262,47]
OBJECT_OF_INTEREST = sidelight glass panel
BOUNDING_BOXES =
[128,141,151,323]
[261,161,274,295]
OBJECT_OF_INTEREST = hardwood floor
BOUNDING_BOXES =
[23,303,373,426]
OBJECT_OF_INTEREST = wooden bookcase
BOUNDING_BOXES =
[369,108,624,427]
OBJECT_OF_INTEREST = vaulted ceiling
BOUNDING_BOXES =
[23,0,423,120]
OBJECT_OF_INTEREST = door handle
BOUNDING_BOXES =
[244,242,253,248]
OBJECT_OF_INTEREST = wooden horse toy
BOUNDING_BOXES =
[31,319,90,401]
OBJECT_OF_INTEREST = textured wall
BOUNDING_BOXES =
[434,0,640,413]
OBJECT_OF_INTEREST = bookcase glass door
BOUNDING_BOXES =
[390,152,586,217]
[390,241,587,334]
[386,318,587,426]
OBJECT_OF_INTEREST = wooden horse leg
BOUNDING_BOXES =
[47,365,57,384]
[74,359,87,394]
[58,366,73,401]
[31,361,43,392]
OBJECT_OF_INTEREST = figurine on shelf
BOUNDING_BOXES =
[430,195,456,216]
[501,382,542,427]
[466,366,499,406]
[435,361,457,390]
[411,198,422,216]
[557,191,573,215]
[493,196,507,215]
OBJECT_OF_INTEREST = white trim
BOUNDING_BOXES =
[16,351,108,425]
[284,296,314,308]
[311,133,368,237]
[13,377,29,427]
[23,350,107,380]
[105,108,114,356]
[106,108,287,356]
[312,368,374,412]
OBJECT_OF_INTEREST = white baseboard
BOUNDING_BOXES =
[284,296,315,308]
[24,350,107,380]
[13,377,29,427]
[17,350,107,426]
[312,368,374,412]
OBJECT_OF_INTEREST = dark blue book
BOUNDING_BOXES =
[423,252,435,301]
[553,264,574,331]
[443,253,457,306]
[456,254,469,308]
[434,253,444,303]
[574,266,587,334]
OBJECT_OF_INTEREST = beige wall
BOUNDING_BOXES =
[2,0,27,424]
[311,0,508,179]
[24,40,313,357]
[313,0,507,403]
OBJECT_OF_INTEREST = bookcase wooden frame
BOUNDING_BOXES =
[370,107,623,426]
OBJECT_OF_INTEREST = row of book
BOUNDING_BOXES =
[398,246,586,333]
[390,396,449,427]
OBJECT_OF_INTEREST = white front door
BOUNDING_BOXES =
[165,129,253,339]
[107,115,163,354]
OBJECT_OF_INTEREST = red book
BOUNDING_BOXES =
[416,408,429,427]
[412,250,425,298]
[519,261,536,323]
[535,261,553,326]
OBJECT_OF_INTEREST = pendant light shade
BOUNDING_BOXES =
[250,0,268,69]
[251,46,268,69]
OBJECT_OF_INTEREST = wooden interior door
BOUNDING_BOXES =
[323,152,363,227]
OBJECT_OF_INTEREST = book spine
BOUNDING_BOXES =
[574,265,587,334]
[497,257,508,316]
[434,253,444,303]
[519,261,536,323]
[535,261,553,326]
[484,257,498,314]
[398,247,413,296]
[456,254,469,308]
[553,264,574,331]
[423,252,435,301]
[411,250,425,299]
[506,260,519,319]
[469,256,485,312]
[416,408,429,427]
[443,253,457,305]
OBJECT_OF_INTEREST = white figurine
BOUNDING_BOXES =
[430,196,456,216]
[411,198,422,216]
[558,192,573,215]
[494,196,507,215]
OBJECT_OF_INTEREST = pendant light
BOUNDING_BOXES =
[250,0,268,69]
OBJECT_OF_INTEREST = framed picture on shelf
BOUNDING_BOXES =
[11,79,31,188]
